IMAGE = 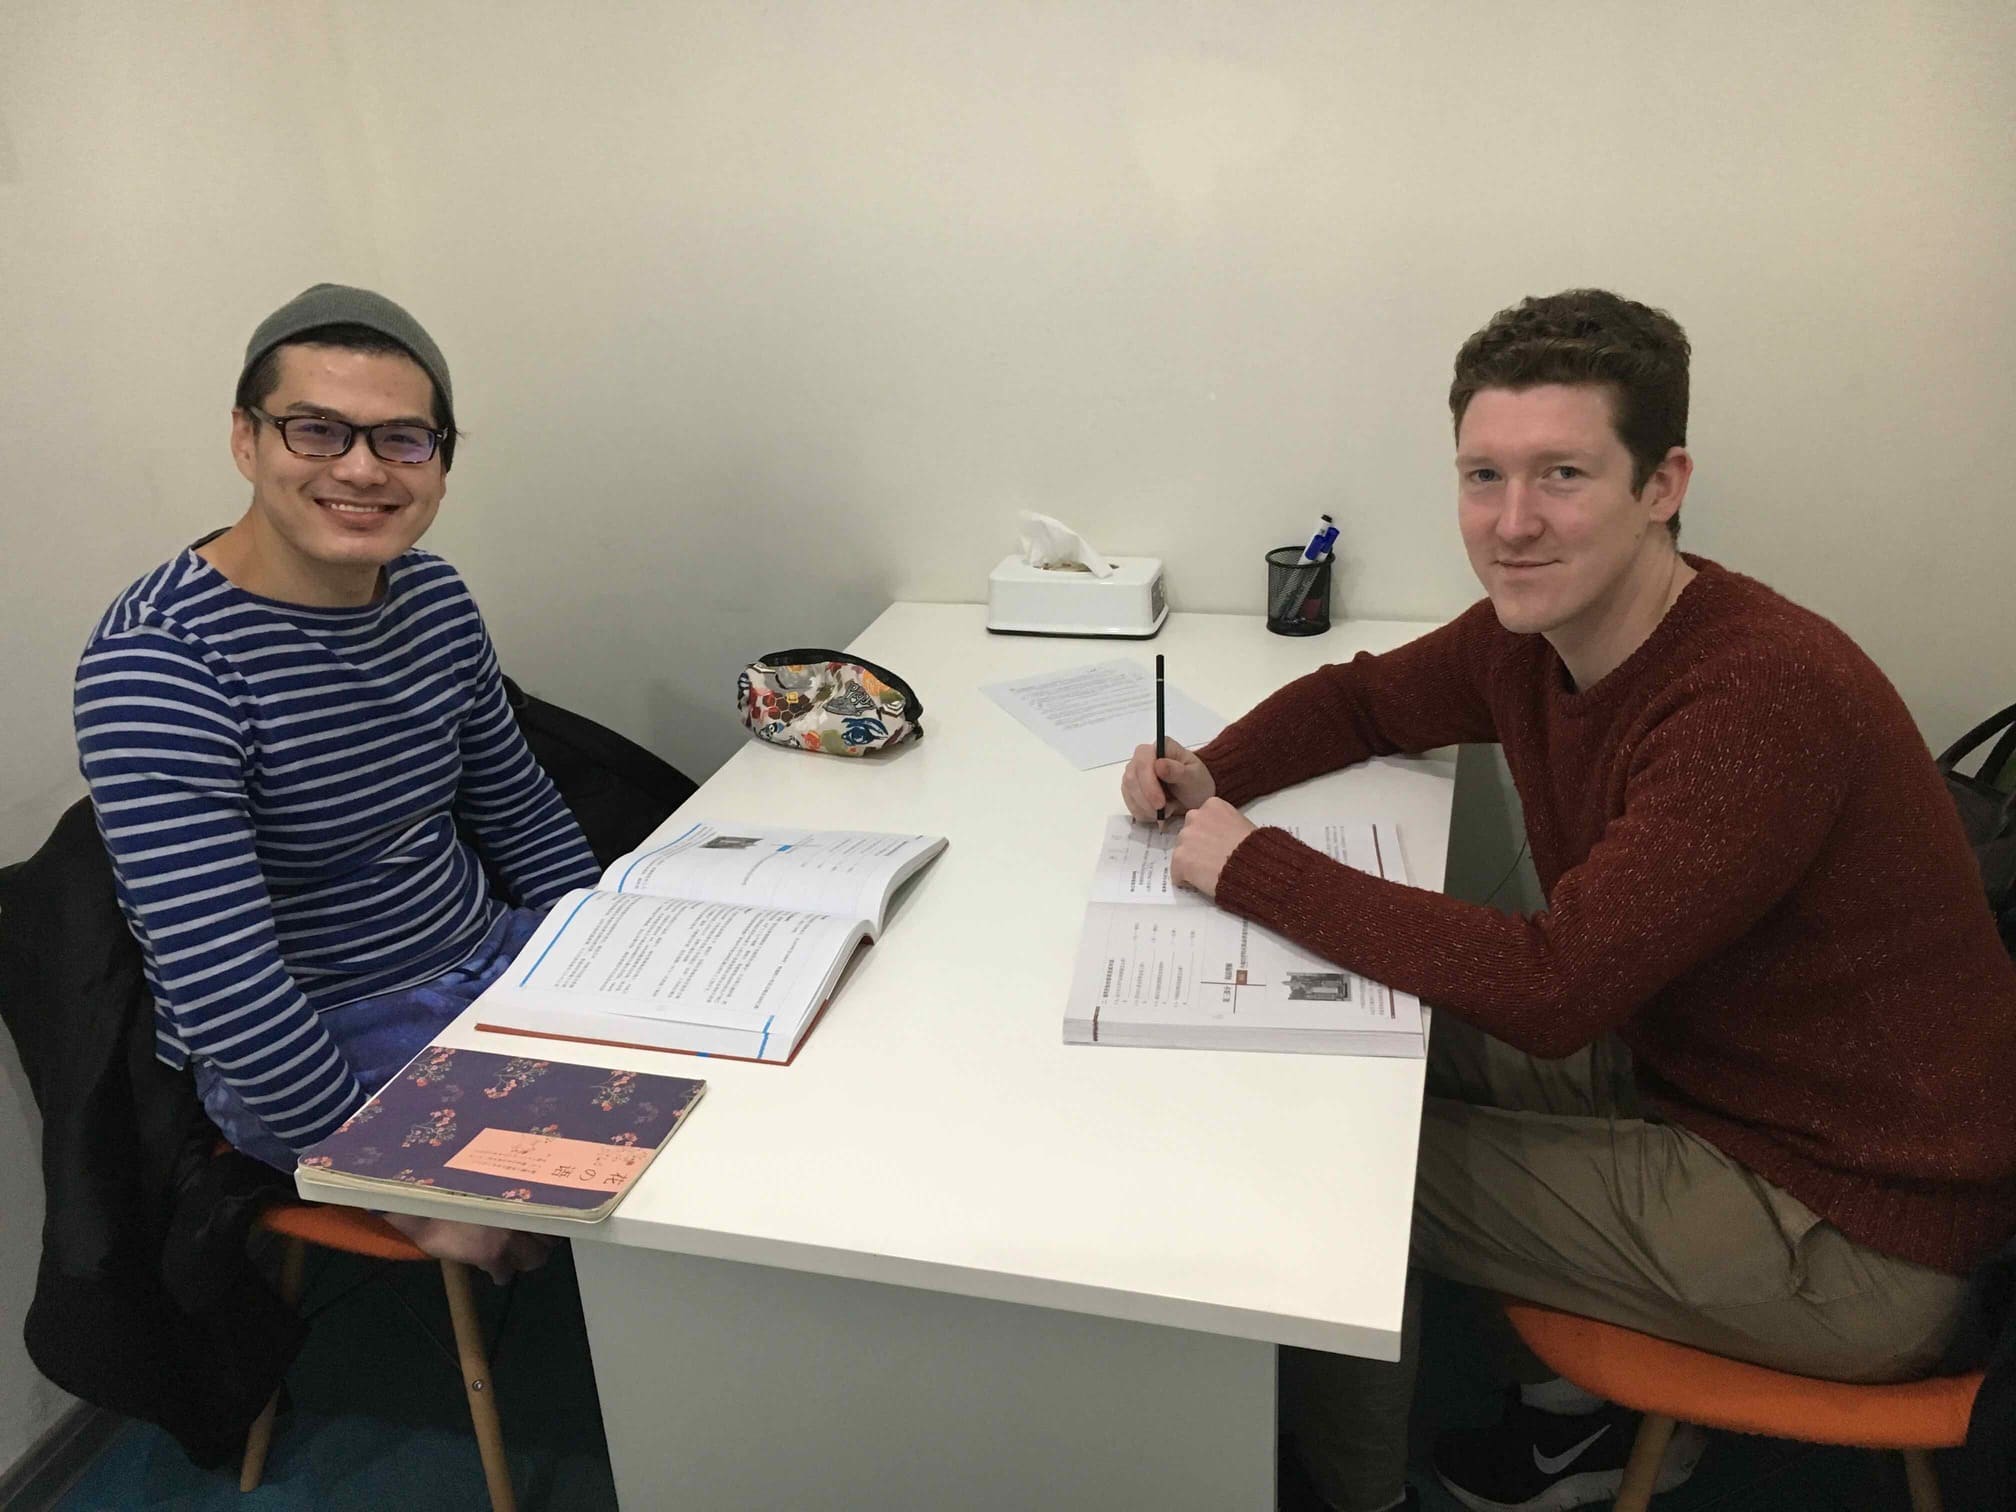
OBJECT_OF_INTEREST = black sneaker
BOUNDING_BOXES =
[1433,1390,1704,1511]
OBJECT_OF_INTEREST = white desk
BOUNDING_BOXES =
[302,604,1454,1511]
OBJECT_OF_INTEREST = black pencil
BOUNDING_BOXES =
[1155,653,1167,823]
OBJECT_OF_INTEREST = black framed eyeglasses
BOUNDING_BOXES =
[245,407,446,465]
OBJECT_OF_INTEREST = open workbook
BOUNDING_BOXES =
[1064,816,1425,1056]
[475,822,948,1063]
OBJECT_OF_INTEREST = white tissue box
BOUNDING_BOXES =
[986,555,1167,638]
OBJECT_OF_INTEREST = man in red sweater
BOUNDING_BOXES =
[1122,289,2016,1512]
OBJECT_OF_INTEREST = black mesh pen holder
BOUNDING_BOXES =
[1265,546,1333,636]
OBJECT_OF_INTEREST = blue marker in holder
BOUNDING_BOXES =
[1268,514,1337,625]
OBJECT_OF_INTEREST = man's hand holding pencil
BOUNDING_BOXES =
[1120,741,1251,898]
[1120,738,1217,825]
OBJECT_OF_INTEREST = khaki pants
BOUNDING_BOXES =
[1283,1019,1968,1512]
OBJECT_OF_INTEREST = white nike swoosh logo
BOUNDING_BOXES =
[1532,1423,1610,1476]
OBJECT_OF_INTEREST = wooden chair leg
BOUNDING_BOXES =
[1902,1448,1943,1512]
[439,1259,518,1512]
[239,1236,308,1492]
[1612,1412,1677,1512]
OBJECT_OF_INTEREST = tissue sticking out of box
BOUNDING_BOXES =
[1017,510,1114,578]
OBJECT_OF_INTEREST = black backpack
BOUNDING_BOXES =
[500,676,698,868]
[1938,700,2016,953]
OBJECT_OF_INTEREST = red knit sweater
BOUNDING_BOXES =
[1203,558,2016,1275]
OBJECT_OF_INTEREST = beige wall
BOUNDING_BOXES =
[2,0,2011,1475]
[0,5,384,1471]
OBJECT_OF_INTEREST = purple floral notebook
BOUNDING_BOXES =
[300,1045,707,1222]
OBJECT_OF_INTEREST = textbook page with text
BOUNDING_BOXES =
[1064,817,1424,1056]
[476,824,946,1063]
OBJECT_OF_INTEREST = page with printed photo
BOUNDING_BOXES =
[599,822,945,933]
[1066,815,1423,1055]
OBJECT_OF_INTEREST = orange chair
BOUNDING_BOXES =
[237,1203,516,1512]
[1501,1300,1984,1512]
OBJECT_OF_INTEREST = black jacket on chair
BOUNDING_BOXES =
[498,674,697,867]
[0,798,300,1468]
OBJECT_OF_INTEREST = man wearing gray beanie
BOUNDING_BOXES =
[73,285,600,1281]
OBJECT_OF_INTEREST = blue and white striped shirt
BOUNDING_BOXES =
[74,546,600,1153]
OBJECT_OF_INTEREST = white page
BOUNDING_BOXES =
[1087,815,1407,904]
[1068,814,1421,1044]
[982,660,1225,770]
[498,888,862,1052]
[1068,902,1420,1036]
[1086,818,1206,906]
[602,823,943,928]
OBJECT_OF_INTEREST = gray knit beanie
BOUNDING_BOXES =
[239,283,453,422]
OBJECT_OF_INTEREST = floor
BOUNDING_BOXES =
[54,1241,614,1511]
[52,1256,1957,1510]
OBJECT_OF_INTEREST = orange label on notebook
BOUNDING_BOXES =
[445,1128,652,1192]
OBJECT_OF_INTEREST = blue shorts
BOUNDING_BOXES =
[196,905,546,1171]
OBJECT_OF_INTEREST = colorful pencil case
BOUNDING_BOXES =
[737,650,923,756]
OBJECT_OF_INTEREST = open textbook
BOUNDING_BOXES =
[1064,816,1425,1056]
[475,823,947,1063]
